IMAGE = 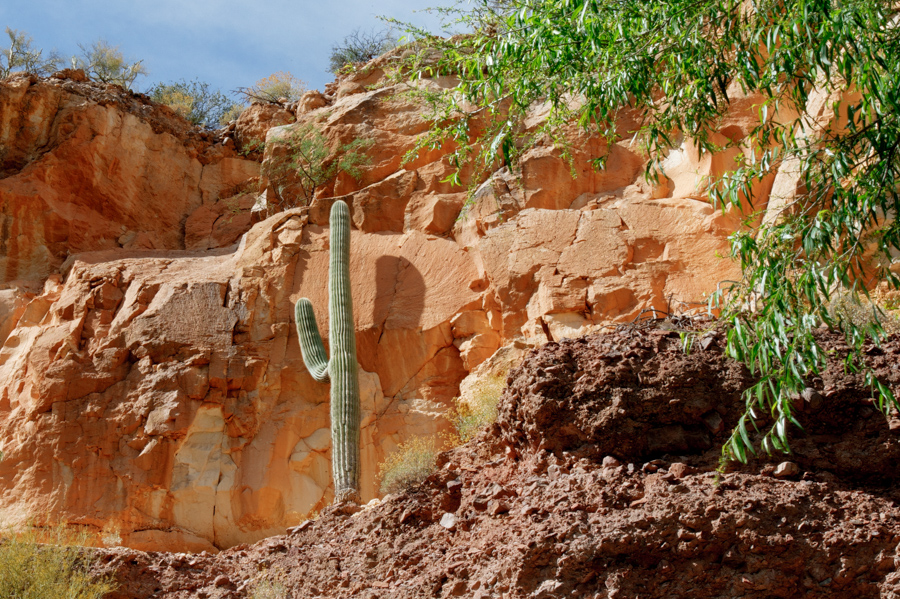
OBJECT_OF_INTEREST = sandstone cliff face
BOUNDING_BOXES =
[0,72,259,283]
[0,68,765,551]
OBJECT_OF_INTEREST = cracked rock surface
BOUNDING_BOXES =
[89,327,900,598]
[0,66,775,550]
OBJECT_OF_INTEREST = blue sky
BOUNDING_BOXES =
[1,0,447,95]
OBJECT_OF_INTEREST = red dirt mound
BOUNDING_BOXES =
[91,328,900,598]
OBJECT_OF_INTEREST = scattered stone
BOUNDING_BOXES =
[440,483,463,512]
[889,412,900,433]
[532,579,563,598]
[774,462,801,478]
[547,464,561,480]
[488,500,510,516]
[448,580,468,596]
[440,513,458,530]
[602,456,621,468]
[802,387,824,411]
[287,520,312,534]
[676,529,696,541]
[668,462,691,479]
[332,502,362,516]
[702,411,725,434]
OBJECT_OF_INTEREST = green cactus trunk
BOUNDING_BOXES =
[295,200,361,504]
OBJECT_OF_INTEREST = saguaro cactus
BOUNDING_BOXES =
[295,200,361,504]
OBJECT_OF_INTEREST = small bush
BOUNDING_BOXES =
[0,524,116,598]
[445,374,505,445]
[250,576,287,599]
[73,38,146,89]
[239,71,307,104]
[328,27,398,74]
[378,436,438,495]
[148,79,243,128]
[1,27,62,78]
[263,124,373,210]
[220,102,245,124]
[828,290,900,336]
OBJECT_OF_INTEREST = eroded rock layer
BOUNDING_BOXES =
[88,328,900,598]
[0,66,767,550]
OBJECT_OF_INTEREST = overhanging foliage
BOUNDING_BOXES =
[397,0,900,462]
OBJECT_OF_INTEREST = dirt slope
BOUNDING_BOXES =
[91,326,900,598]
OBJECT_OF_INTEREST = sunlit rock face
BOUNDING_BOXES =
[0,73,260,284]
[0,65,763,551]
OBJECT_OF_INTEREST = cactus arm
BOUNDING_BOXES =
[295,298,330,383]
[328,200,361,503]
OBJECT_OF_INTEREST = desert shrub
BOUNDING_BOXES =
[378,436,438,495]
[263,124,373,210]
[250,576,286,599]
[1,27,62,78]
[828,292,900,336]
[0,524,116,598]
[148,79,243,128]
[445,374,505,445]
[220,102,245,124]
[72,38,146,89]
[239,71,307,104]
[328,27,398,74]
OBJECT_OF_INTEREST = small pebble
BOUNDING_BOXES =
[774,461,800,478]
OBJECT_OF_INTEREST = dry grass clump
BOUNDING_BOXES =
[445,374,505,445]
[378,436,438,495]
[376,372,507,495]
[250,577,287,599]
[0,524,116,599]
[828,289,900,335]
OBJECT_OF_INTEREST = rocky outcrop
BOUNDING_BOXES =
[0,211,479,551]
[88,327,900,598]
[0,73,259,283]
[0,68,773,551]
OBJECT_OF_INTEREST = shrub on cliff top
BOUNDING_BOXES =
[263,124,373,210]
[238,71,307,104]
[149,79,243,129]
[396,0,900,464]
[0,27,62,78]
[328,27,398,74]
[73,38,146,89]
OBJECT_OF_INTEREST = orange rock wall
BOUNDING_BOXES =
[0,69,765,551]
